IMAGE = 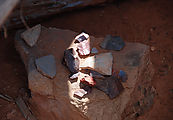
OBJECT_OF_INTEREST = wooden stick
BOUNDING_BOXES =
[20,0,30,30]
[0,93,13,102]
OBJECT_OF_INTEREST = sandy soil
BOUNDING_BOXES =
[0,0,172,120]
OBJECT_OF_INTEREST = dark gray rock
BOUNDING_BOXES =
[118,70,128,82]
[35,55,56,79]
[21,24,41,47]
[100,35,125,51]
[95,75,124,99]
[91,47,98,54]
[63,48,79,74]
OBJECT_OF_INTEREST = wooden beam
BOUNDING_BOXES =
[5,0,112,29]
[16,97,37,120]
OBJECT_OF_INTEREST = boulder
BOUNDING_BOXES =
[15,26,155,120]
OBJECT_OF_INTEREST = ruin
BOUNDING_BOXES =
[15,25,155,120]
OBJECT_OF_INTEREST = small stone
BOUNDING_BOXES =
[91,47,98,54]
[75,32,89,42]
[150,46,155,51]
[21,24,41,47]
[118,70,128,82]
[35,55,56,79]
[70,72,80,79]
[75,32,90,56]
[74,89,87,98]
[100,35,125,51]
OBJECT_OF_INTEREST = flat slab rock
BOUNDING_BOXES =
[15,26,154,120]
[80,52,113,75]
[21,24,41,47]
[35,54,56,79]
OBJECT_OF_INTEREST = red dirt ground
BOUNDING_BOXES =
[0,0,173,120]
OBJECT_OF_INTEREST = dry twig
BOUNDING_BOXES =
[16,97,37,120]
[20,0,30,30]
[2,25,8,39]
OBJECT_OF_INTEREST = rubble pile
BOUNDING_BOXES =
[15,24,155,120]
[63,32,127,99]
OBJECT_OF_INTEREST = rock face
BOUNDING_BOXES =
[15,26,155,120]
